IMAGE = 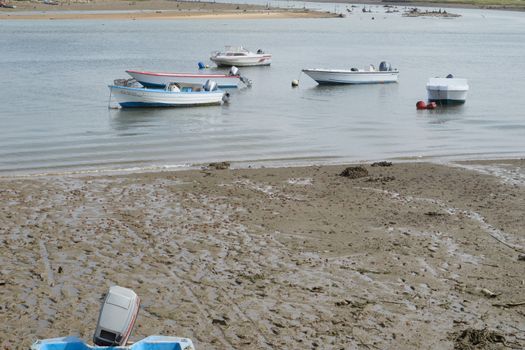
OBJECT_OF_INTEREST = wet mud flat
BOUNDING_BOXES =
[0,160,524,349]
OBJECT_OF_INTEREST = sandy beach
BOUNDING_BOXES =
[1,159,524,349]
[0,0,338,20]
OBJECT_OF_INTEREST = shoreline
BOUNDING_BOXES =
[0,0,338,19]
[1,154,524,179]
[1,158,524,348]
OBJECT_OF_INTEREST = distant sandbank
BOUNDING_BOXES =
[305,0,525,12]
[0,0,338,20]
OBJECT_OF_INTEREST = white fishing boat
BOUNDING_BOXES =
[108,79,228,108]
[126,66,251,89]
[302,61,398,85]
[210,46,272,67]
[426,75,469,104]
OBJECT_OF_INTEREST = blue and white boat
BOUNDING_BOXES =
[108,79,228,108]
[31,335,195,350]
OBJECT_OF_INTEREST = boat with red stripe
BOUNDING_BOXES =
[126,66,251,89]
[210,46,272,67]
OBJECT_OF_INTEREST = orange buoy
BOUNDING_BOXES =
[416,100,427,110]
[426,102,437,110]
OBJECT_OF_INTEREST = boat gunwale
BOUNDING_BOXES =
[302,68,399,74]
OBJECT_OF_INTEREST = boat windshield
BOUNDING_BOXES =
[223,46,250,54]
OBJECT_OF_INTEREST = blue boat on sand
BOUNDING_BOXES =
[31,335,195,350]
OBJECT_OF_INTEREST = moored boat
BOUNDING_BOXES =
[126,66,251,89]
[31,335,195,350]
[426,75,469,104]
[108,79,228,108]
[302,61,398,85]
[210,46,272,67]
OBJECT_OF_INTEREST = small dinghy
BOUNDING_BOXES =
[302,61,398,85]
[31,335,195,350]
[108,79,229,108]
[426,74,469,104]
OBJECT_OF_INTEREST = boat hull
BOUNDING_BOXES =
[426,90,468,104]
[126,70,241,88]
[426,78,468,104]
[210,55,272,67]
[302,69,399,84]
[109,85,224,108]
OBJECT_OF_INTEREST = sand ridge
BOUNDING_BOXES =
[0,0,338,20]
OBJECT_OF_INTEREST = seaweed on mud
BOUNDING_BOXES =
[208,161,231,170]
[371,161,393,167]
[453,328,507,350]
[340,166,368,179]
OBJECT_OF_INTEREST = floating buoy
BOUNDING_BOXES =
[198,62,205,69]
[426,101,437,109]
[291,79,299,87]
[205,65,209,68]
[416,100,427,110]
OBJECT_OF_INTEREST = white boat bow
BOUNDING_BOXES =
[426,76,469,104]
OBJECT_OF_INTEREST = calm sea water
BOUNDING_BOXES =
[1,5,524,175]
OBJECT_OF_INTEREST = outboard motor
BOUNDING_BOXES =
[93,286,140,347]
[239,75,252,87]
[446,73,454,78]
[222,92,231,103]
[166,83,180,92]
[229,66,239,76]
[379,61,391,72]
[203,80,218,92]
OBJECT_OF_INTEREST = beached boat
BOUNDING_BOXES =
[210,46,272,67]
[302,61,398,85]
[426,75,469,104]
[108,79,228,108]
[31,335,195,350]
[126,66,251,89]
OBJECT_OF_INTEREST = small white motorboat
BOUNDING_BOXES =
[126,66,251,89]
[302,61,398,85]
[426,75,469,104]
[210,46,272,67]
[108,79,228,108]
